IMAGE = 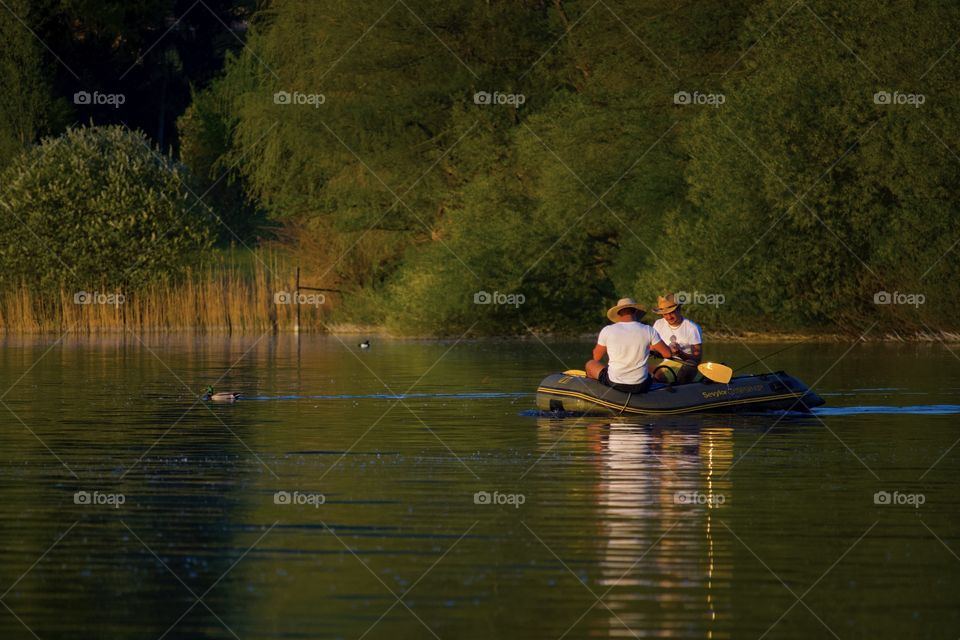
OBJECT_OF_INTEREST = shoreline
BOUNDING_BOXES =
[1,326,958,343]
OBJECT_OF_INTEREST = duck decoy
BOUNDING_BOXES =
[201,385,242,402]
[358,340,370,349]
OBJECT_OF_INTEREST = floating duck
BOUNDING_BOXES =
[201,385,241,402]
[358,340,370,349]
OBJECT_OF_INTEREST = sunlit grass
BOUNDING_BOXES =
[0,250,334,333]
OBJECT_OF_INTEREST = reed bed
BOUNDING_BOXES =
[0,251,335,334]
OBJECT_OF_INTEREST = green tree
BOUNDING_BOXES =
[0,125,212,290]
[643,0,960,332]
[381,0,759,332]
[177,72,268,245]
[206,1,759,333]
[214,0,559,296]
[0,0,66,171]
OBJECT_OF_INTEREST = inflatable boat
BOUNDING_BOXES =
[536,370,825,416]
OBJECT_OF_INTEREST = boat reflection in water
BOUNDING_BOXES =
[535,417,735,638]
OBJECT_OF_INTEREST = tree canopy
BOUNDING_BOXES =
[0,126,211,290]
[2,0,959,335]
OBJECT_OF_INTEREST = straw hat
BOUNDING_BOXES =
[653,293,681,315]
[606,297,646,323]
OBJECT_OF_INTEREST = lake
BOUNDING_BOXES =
[0,335,958,639]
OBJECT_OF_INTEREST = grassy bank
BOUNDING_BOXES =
[0,251,335,334]
[1,246,957,342]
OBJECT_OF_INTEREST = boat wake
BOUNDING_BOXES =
[813,404,960,416]
[245,392,530,401]
[521,404,960,418]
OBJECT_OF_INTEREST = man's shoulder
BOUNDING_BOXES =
[683,318,703,332]
[627,322,658,338]
[602,322,651,336]
[682,318,703,341]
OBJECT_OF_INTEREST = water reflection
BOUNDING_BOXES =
[1,336,958,638]
[535,418,735,637]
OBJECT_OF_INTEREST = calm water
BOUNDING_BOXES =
[0,335,958,639]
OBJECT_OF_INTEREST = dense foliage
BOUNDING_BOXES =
[2,0,959,334]
[0,126,211,289]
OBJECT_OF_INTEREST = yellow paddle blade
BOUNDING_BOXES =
[562,369,586,377]
[698,361,733,384]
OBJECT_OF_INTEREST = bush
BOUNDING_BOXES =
[0,125,212,290]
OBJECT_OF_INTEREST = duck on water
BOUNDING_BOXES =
[201,385,242,402]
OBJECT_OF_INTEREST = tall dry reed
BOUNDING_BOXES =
[0,251,335,334]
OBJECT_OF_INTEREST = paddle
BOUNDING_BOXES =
[563,358,733,384]
[696,361,733,384]
[655,355,732,384]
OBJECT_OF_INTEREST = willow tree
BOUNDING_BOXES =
[0,126,212,290]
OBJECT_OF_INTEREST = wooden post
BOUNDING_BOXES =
[295,266,301,334]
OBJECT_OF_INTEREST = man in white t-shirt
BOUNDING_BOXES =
[585,297,672,393]
[650,293,703,383]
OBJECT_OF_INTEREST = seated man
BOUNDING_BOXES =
[650,293,703,383]
[585,297,672,393]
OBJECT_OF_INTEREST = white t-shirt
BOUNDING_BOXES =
[653,318,702,357]
[597,322,663,384]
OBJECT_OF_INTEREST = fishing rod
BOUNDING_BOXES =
[733,338,813,371]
